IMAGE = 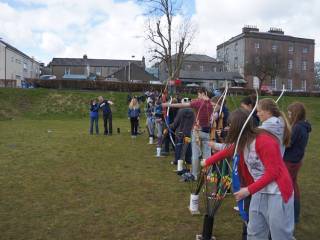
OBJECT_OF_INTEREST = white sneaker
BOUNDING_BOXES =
[233,206,239,211]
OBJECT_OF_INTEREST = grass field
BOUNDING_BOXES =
[0,88,319,239]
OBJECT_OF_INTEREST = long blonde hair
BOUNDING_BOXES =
[258,98,291,147]
[129,97,139,109]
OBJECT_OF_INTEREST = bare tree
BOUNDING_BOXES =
[141,0,195,87]
[245,52,287,91]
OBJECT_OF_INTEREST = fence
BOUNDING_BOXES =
[0,79,17,88]
[28,79,201,94]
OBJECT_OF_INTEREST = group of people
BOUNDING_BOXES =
[90,88,311,240]
[89,96,113,135]
[148,88,310,240]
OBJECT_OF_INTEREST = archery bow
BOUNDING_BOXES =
[232,88,259,223]
[275,84,285,103]
[165,96,176,147]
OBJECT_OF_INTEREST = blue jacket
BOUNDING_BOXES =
[100,100,111,114]
[128,107,140,118]
[90,103,99,118]
[284,120,312,163]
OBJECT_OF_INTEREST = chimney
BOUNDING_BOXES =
[242,25,259,33]
[268,27,284,35]
[83,54,88,59]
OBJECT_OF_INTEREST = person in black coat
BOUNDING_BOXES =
[98,96,114,135]
[284,102,311,224]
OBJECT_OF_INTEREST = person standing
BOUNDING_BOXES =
[202,109,294,240]
[284,102,311,224]
[128,97,140,137]
[163,88,213,180]
[89,99,99,135]
[98,96,114,136]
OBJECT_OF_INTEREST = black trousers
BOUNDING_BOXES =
[130,117,139,136]
[103,113,112,135]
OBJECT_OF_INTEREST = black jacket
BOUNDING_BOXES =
[170,108,195,137]
[284,120,312,163]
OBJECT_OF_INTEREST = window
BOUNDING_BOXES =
[200,65,204,72]
[64,67,71,74]
[302,47,308,54]
[16,59,21,64]
[234,42,238,51]
[234,57,238,69]
[301,80,306,91]
[288,60,293,70]
[23,63,27,70]
[213,66,217,72]
[272,44,277,52]
[96,67,102,76]
[302,61,307,71]
[255,56,260,65]
[288,45,294,53]
[186,64,191,70]
[287,79,292,91]
[271,79,277,90]
[255,43,260,49]
[16,75,21,80]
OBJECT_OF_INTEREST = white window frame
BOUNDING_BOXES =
[302,47,308,54]
[288,59,293,70]
[287,79,293,91]
[200,65,204,72]
[302,61,307,71]
[301,80,306,91]
[96,67,102,76]
[65,67,71,75]
[272,44,277,52]
[288,46,294,53]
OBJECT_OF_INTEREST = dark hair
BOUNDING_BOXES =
[198,87,208,95]
[225,108,260,153]
[258,98,291,147]
[240,94,257,108]
[288,102,306,126]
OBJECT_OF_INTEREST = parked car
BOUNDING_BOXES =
[261,85,273,94]
[40,75,56,80]
[186,83,200,87]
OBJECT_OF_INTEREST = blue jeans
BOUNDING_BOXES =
[191,130,210,179]
[90,116,99,134]
[175,135,191,164]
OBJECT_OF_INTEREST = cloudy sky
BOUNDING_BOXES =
[0,0,319,65]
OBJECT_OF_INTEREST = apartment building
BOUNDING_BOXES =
[216,26,315,91]
[0,40,41,87]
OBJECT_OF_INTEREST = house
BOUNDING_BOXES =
[0,39,41,87]
[106,62,157,83]
[158,54,242,88]
[216,26,315,91]
[48,55,146,80]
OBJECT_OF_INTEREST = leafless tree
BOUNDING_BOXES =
[245,52,287,91]
[140,0,195,86]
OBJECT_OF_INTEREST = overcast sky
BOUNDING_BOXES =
[0,0,319,65]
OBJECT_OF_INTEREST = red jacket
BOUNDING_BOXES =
[205,133,293,203]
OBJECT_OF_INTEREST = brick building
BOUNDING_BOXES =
[216,26,315,91]
[158,54,243,89]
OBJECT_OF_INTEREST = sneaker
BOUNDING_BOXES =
[180,172,195,182]
[233,206,239,211]
[177,168,188,176]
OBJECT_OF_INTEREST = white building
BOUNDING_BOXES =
[0,40,40,87]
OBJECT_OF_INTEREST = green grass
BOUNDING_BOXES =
[0,88,319,239]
